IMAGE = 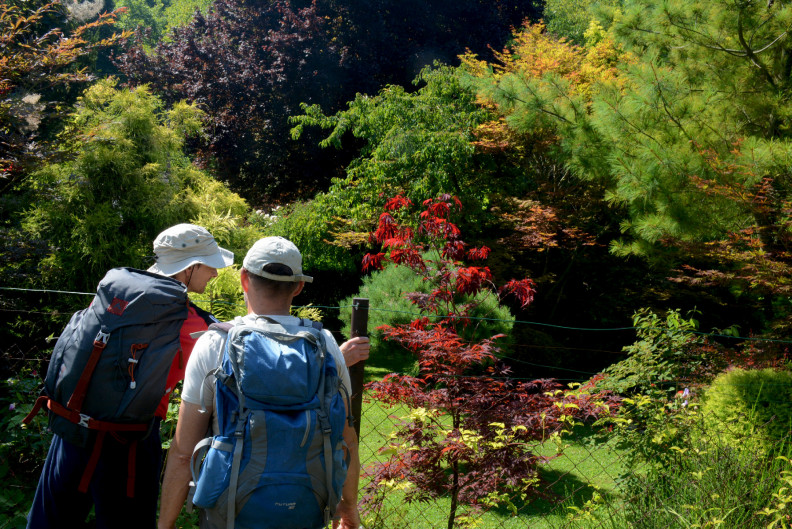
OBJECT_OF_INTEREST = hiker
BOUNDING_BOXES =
[26,223,234,529]
[157,236,361,529]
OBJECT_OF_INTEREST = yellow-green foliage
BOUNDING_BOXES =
[189,266,324,323]
[702,368,792,456]
[22,78,258,291]
[189,266,246,321]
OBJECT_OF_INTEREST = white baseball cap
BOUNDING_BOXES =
[243,236,313,283]
[147,223,234,276]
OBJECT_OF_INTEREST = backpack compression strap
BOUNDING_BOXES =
[21,330,150,499]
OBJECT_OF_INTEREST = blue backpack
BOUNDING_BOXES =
[190,317,351,529]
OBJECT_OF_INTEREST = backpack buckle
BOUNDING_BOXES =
[95,331,110,345]
[78,413,91,428]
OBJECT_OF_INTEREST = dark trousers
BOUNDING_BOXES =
[26,422,163,529]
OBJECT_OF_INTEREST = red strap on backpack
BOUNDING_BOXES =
[78,430,107,494]
[22,332,150,499]
[67,334,109,412]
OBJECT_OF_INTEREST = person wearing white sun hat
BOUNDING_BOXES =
[148,223,235,294]
[26,223,234,529]
[146,223,235,419]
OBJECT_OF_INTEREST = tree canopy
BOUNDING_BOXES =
[116,0,542,203]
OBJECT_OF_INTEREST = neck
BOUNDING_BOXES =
[246,295,291,316]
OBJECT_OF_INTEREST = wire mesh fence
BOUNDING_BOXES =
[1,296,791,529]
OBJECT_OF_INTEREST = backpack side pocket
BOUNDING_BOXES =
[191,435,234,509]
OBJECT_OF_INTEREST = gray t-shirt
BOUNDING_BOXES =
[181,313,351,415]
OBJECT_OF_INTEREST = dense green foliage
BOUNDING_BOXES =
[21,79,253,291]
[596,309,715,398]
[292,66,508,235]
[260,200,358,274]
[0,368,51,528]
[619,442,791,529]
[543,0,621,43]
[189,265,246,321]
[702,368,792,456]
[113,0,211,47]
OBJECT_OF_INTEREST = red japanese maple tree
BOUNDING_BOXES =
[361,195,617,528]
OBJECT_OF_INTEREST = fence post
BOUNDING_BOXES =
[349,297,369,439]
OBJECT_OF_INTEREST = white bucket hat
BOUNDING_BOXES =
[147,223,234,276]
[243,236,313,283]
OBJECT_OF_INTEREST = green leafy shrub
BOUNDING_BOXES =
[189,265,246,321]
[291,65,508,239]
[115,0,212,48]
[594,386,792,529]
[339,259,515,366]
[189,266,325,323]
[619,441,790,529]
[602,388,696,472]
[701,367,792,457]
[261,200,357,275]
[596,309,711,398]
[0,369,52,528]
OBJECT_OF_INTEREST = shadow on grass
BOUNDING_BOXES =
[480,465,612,521]
[363,350,417,385]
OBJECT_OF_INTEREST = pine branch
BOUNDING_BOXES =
[650,63,694,144]
[737,10,779,89]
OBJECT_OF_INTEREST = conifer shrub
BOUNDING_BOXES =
[339,255,515,365]
[701,367,792,456]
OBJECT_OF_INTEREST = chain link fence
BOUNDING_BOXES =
[1,300,791,529]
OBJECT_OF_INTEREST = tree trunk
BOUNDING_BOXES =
[447,459,460,529]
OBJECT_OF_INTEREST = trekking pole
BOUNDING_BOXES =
[348,297,369,439]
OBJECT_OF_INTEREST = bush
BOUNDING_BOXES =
[0,368,52,528]
[189,266,246,322]
[595,309,712,398]
[339,259,515,366]
[21,79,254,292]
[701,367,792,457]
[262,200,357,275]
[619,441,791,529]
[589,386,792,529]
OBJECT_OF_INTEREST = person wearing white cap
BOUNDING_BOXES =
[158,236,361,529]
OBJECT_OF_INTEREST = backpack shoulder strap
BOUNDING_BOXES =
[300,317,323,331]
[190,301,220,326]
[195,321,236,414]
